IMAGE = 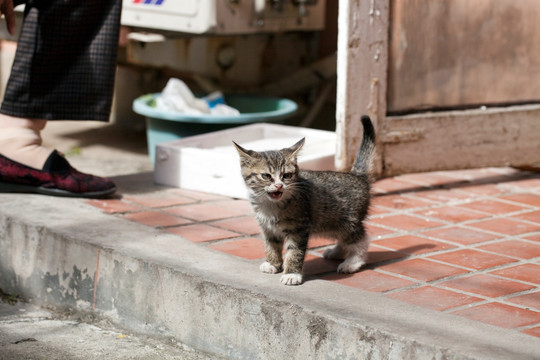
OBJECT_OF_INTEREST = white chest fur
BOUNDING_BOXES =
[253,201,284,235]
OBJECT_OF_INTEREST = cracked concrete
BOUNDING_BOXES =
[0,300,217,360]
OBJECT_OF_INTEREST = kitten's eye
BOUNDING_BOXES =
[261,173,272,180]
[282,173,293,180]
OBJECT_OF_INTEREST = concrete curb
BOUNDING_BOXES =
[1,193,539,359]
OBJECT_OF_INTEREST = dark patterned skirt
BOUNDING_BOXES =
[1,0,122,121]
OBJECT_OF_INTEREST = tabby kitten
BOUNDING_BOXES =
[233,116,375,286]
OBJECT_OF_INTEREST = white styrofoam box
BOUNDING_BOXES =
[154,123,336,199]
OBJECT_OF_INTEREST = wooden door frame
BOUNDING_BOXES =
[336,0,389,176]
[336,0,540,177]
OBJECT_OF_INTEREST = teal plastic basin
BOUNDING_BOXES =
[133,93,298,161]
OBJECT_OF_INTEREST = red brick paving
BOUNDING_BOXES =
[378,258,468,282]
[477,240,540,259]
[368,214,445,232]
[122,211,192,227]
[371,194,432,210]
[489,264,540,285]
[87,166,540,338]
[523,327,540,337]
[386,286,483,311]
[366,245,408,264]
[451,303,540,329]
[122,194,197,208]
[458,199,528,215]
[416,206,488,223]
[323,270,415,292]
[212,199,254,213]
[303,254,341,276]
[501,193,540,207]
[164,224,239,242]
[467,218,539,236]
[365,223,396,238]
[439,274,535,298]
[210,216,261,235]
[409,188,474,202]
[525,233,540,242]
[514,209,540,224]
[428,249,518,270]
[457,183,505,196]
[86,198,143,214]
[164,203,243,222]
[420,226,499,245]
[371,178,415,194]
[506,291,540,308]
[307,236,337,249]
[372,235,456,255]
[209,238,265,260]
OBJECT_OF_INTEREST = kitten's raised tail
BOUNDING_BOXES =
[350,115,376,176]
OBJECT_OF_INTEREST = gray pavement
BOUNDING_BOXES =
[41,121,153,178]
[0,121,539,359]
[0,300,216,360]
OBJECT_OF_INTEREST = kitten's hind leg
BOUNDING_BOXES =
[323,244,346,260]
[337,237,370,274]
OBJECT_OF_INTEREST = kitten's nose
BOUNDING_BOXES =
[275,183,283,190]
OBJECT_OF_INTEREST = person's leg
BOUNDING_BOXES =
[1,0,122,121]
[0,0,121,197]
[0,115,50,169]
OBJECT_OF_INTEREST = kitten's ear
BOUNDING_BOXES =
[284,138,305,159]
[233,141,258,159]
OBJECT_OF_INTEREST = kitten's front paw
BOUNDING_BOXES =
[337,259,365,274]
[260,261,281,274]
[280,273,303,286]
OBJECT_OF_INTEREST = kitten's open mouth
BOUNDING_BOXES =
[268,191,283,200]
